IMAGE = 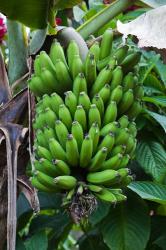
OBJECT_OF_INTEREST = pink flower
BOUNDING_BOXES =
[0,17,7,43]
[55,17,62,26]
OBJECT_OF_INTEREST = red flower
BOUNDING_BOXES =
[55,17,62,26]
[0,17,7,43]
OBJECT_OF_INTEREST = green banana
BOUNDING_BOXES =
[95,188,117,203]
[66,134,79,167]
[119,175,133,187]
[42,94,52,109]
[115,128,130,145]
[58,104,72,130]
[55,120,68,149]
[36,145,52,161]
[78,92,91,113]
[112,44,129,64]
[126,100,142,120]
[100,121,120,136]
[80,134,93,168]
[36,130,47,148]
[73,73,87,98]
[50,92,64,115]
[109,85,123,104]
[110,145,126,157]
[117,168,130,180]
[92,94,104,118]
[89,41,100,62]
[89,147,108,172]
[53,159,71,175]
[98,132,115,153]
[110,189,127,202]
[89,104,101,128]
[70,54,84,79]
[85,53,97,88]
[97,56,116,72]
[54,59,72,91]
[38,51,56,75]
[67,40,80,69]
[118,115,129,128]
[110,66,123,90]
[87,169,119,185]
[128,122,137,137]
[71,121,84,152]
[74,105,87,131]
[90,64,113,97]
[103,101,117,125]
[101,153,123,170]
[31,177,54,192]
[34,55,42,76]
[28,76,46,96]
[34,159,59,177]
[45,107,57,128]
[118,89,134,115]
[99,29,113,60]
[65,91,77,118]
[98,84,111,104]
[125,135,135,154]
[40,69,59,93]
[134,84,144,99]
[43,127,56,144]
[54,176,77,190]
[118,154,130,168]
[49,40,68,67]
[89,123,100,154]
[87,184,103,193]
[121,51,141,73]
[35,171,60,190]
[49,138,67,162]
[123,72,134,91]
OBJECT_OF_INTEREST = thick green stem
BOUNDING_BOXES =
[77,0,134,39]
[7,20,28,85]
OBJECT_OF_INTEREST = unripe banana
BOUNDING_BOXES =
[39,51,56,75]
[74,105,87,131]
[118,115,129,128]
[90,64,113,97]
[110,145,126,157]
[35,171,60,190]
[123,72,134,91]
[42,94,52,109]
[89,41,100,62]
[100,121,120,137]
[34,55,42,76]
[118,154,130,168]
[109,85,123,104]
[121,51,141,73]
[89,147,108,172]
[89,123,100,154]
[67,40,80,69]
[78,92,91,113]
[110,66,123,90]
[110,190,127,202]
[65,91,77,118]
[54,59,72,91]
[118,89,134,115]
[35,100,45,114]
[34,112,46,129]
[101,153,123,170]
[50,93,64,115]
[89,104,101,128]
[31,177,54,193]
[125,135,135,154]
[87,169,119,185]
[80,134,93,168]
[129,139,137,158]
[128,122,137,137]
[36,130,47,148]
[97,56,116,71]
[95,188,117,203]
[134,84,144,99]
[36,145,53,161]
[112,45,129,64]
[98,84,111,104]
[58,104,72,130]
[87,184,103,193]
[85,53,97,88]
[71,121,84,152]
[117,168,130,180]
[115,128,130,145]
[40,69,59,93]
[34,159,59,177]
[73,73,87,98]
[103,101,117,125]
[99,29,113,60]
[45,107,57,128]
[98,132,115,153]
[28,76,46,96]
[49,40,68,67]
[92,94,104,118]
[70,54,84,79]
[66,134,79,167]
[55,120,68,149]
[126,100,142,120]
[54,176,77,190]
[43,127,56,143]
[49,138,67,162]
[53,159,71,175]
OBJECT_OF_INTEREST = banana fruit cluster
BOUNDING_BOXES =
[29,28,143,205]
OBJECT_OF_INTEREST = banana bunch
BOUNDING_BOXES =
[29,28,144,209]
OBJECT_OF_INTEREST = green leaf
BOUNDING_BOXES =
[29,28,47,55]
[136,140,166,181]
[90,200,110,225]
[128,181,166,204]
[25,231,48,250]
[101,191,150,250]
[154,234,166,250]
[155,59,166,87]
[147,110,166,133]
[55,0,82,9]
[79,231,109,250]
[77,0,132,39]
[143,73,164,92]
[143,96,166,107]
[139,0,166,8]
